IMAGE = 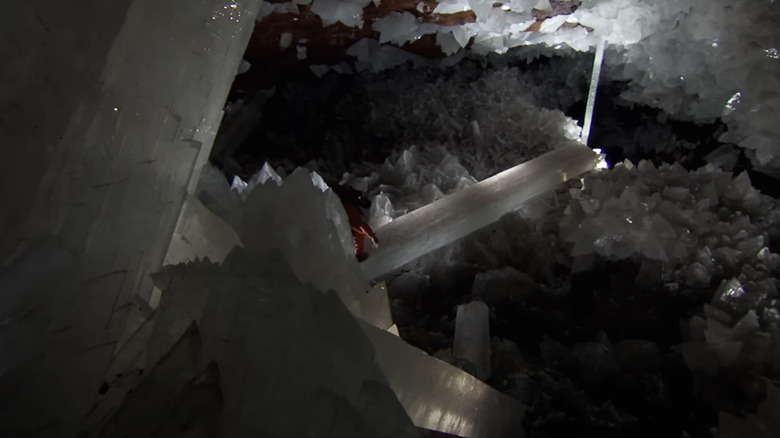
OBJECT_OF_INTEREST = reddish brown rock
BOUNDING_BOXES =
[232,0,582,93]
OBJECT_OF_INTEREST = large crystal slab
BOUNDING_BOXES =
[360,320,526,438]
[361,146,599,279]
[453,301,491,380]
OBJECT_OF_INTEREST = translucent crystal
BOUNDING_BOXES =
[373,12,419,45]
[310,0,372,27]
[361,146,598,279]
[153,250,420,438]
[360,320,526,437]
[712,278,748,314]
[369,192,395,229]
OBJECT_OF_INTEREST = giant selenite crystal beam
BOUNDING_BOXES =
[360,320,526,438]
[361,146,600,279]
[0,1,259,435]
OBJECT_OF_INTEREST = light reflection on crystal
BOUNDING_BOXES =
[722,91,741,116]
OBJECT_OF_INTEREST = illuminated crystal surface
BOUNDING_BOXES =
[361,146,599,279]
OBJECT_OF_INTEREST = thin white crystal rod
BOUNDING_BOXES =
[361,146,599,279]
[581,39,606,146]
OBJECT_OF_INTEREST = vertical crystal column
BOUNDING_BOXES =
[581,38,606,146]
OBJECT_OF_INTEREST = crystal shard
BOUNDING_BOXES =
[453,301,491,381]
[361,281,394,331]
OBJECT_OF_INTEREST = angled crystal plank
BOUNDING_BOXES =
[361,146,599,279]
[359,320,526,438]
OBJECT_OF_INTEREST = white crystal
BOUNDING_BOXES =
[310,0,372,27]
[361,146,598,279]
[372,12,419,46]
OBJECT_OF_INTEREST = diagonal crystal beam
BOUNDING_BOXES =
[360,320,527,438]
[361,146,600,279]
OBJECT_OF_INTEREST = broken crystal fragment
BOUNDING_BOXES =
[360,281,394,331]
[359,320,526,438]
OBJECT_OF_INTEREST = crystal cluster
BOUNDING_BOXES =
[561,160,780,280]
[352,66,584,180]
[556,159,780,430]
[265,0,780,168]
[345,145,476,229]
[605,0,780,169]
[170,162,528,437]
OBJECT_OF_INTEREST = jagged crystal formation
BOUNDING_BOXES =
[361,145,599,279]
[148,161,530,437]
[114,249,420,438]
[163,194,242,266]
[341,67,586,181]
[561,160,780,277]
[555,157,780,432]
[299,0,780,168]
